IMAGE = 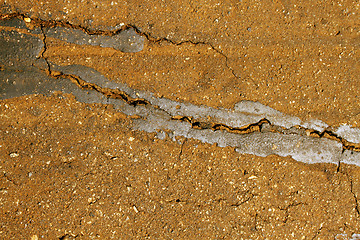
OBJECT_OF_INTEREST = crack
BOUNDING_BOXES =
[172,115,270,135]
[253,213,259,231]
[35,22,152,107]
[178,138,186,161]
[1,12,131,36]
[49,70,150,106]
[278,202,306,223]
[134,31,243,82]
[1,13,150,106]
[349,178,360,217]
[58,233,80,240]
[230,191,255,207]
[171,115,360,152]
[305,128,360,152]
[32,58,360,153]
[311,225,324,240]
[165,192,255,207]
[2,12,360,153]
[338,167,360,218]
[2,172,18,186]
[166,198,188,204]
[0,12,242,82]
[336,161,341,173]
[39,26,51,74]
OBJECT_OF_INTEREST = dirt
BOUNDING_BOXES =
[1,0,360,239]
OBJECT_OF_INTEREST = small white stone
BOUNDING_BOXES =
[30,235,38,240]
[10,153,19,157]
[133,206,139,213]
[129,137,135,142]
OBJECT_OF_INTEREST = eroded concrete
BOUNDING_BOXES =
[1,2,360,239]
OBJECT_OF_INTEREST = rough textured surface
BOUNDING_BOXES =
[1,94,360,239]
[1,19,360,166]
[2,0,359,126]
[1,0,360,239]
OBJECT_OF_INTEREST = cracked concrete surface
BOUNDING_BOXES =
[2,0,359,126]
[1,16,360,166]
[1,1,360,239]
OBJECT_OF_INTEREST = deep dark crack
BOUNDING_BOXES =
[171,114,360,152]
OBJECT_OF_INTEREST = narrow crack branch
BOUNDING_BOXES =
[178,138,186,161]
[278,202,306,223]
[39,26,51,74]
[311,225,324,240]
[230,191,255,207]
[50,70,150,106]
[349,178,360,217]
[2,172,18,186]
[340,169,360,218]
[128,27,243,82]
[253,213,259,231]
